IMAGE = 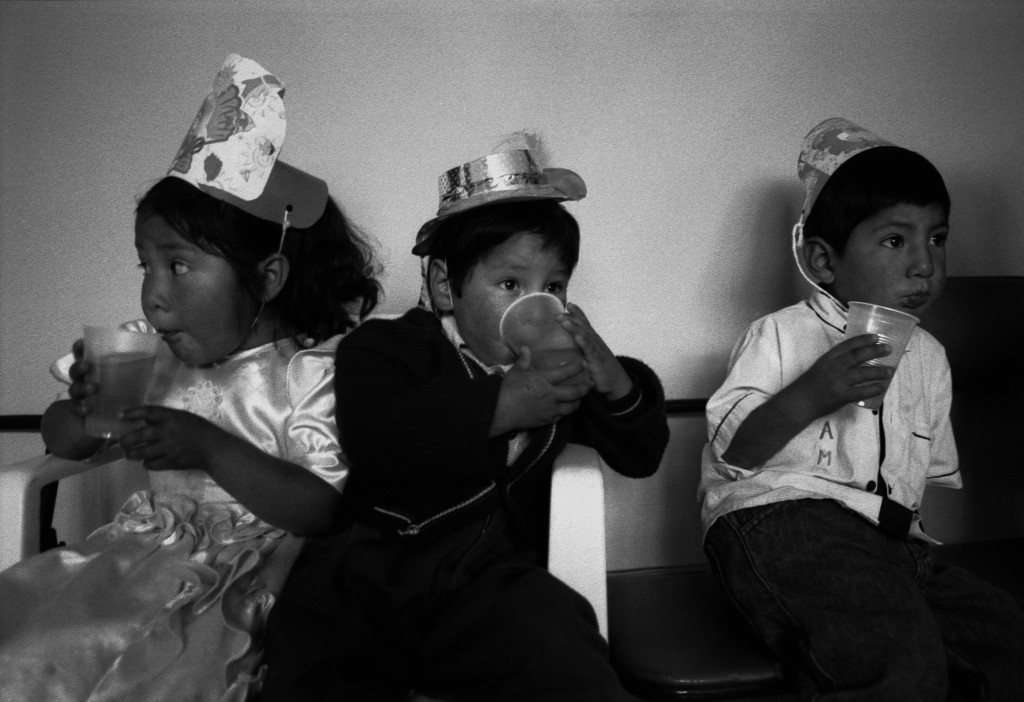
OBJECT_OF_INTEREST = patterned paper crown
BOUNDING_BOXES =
[412,148,586,256]
[796,117,894,224]
[168,54,328,228]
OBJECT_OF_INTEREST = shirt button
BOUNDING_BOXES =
[866,481,876,492]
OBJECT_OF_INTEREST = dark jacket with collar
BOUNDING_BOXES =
[334,307,669,548]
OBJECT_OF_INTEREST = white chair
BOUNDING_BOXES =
[0,438,610,638]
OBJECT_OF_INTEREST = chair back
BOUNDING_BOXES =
[918,276,1024,540]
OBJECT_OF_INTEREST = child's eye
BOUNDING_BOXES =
[545,282,566,294]
[930,233,948,247]
[881,235,904,249]
[171,261,190,275]
[499,279,518,292]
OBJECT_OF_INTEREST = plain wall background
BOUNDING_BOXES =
[2,0,1022,569]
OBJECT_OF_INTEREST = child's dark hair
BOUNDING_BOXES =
[805,146,950,253]
[137,177,381,345]
[426,200,580,297]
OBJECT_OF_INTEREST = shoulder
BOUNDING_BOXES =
[910,325,945,355]
[339,307,444,357]
[286,335,342,403]
[906,325,951,379]
[739,299,837,349]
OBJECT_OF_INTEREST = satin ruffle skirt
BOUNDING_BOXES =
[0,490,296,702]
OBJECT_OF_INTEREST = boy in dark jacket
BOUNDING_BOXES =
[264,145,669,701]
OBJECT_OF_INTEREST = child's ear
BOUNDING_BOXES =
[258,253,290,302]
[428,259,454,313]
[803,237,838,285]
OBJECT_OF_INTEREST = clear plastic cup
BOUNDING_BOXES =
[82,325,161,439]
[499,292,589,382]
[845,302,919,411]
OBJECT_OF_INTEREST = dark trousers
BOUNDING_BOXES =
[262,510,631,702]
[705,498,1024,701]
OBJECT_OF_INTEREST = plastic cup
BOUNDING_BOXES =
[499,292,589,383]
[82,325,161,439]
[845,302,919,410]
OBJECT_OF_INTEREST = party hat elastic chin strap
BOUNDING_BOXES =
[222,206,293,360]
[791,217,845,308]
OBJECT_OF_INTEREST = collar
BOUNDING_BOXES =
[440,314,513,376]
[807,288,849,334]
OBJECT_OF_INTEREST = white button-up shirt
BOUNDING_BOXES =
[699,291,960,542]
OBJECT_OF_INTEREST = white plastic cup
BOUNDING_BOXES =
[845,302,919,410]
[82,326,161,439]
[499,293,589,382]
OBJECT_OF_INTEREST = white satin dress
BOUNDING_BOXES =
[0,326,347,702]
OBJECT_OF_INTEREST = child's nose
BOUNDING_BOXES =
[141,276,170,314]
[908,245,935,277]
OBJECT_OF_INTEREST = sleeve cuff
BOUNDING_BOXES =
[605,378,645,417]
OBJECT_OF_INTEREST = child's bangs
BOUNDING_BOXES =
[806,147,950,250]
[465,201,580,270]
[136,177,279,259]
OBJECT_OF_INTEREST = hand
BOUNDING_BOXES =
[66,339,97,419]
[490,349,592,436]
[559,303,633,400]
[119,406,232,472]
[789,333,895,420]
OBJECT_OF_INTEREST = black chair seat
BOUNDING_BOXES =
[607,541,1024,701]
[933,538,1024,608]
[608,566,797,700]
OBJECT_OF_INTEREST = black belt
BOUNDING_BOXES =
[878,495,914,539]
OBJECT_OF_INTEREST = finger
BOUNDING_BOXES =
[848,382,891,402]
[68,381,97,402]
[72,339,85,360]
[119,424,158,451]
[69,359,93,381]
[849,342,893,365]
[553,400,582,417]
[552,382,591,402]
[514,347,532,371]
[558,311,585,332]
[142,455,174,472]
[538,358,587,384]
[123,437,168,463]
[833,334,881,355]
[70,400,91,418]
[123,441,152,461]
[850,364,894,385]
[565,303,592,327]
[562,368,594,387]
[560,311,594,341]
[120,405,169,424]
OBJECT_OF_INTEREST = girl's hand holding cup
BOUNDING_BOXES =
[67,339,97,419]
[78,326,161,439]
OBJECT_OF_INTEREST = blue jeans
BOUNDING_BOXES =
[704,499,1024,701]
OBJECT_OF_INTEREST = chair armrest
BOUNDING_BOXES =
[0,447,123,571]
[548,443,608,639]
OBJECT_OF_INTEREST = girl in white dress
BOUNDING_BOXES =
[0,54,380,702]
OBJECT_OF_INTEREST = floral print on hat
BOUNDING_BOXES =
[797,117,893,222]
[169,54,286,202]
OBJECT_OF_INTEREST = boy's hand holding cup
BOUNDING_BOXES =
[80,325,161,439]
[844,302,919,410]
[500,292,591,388]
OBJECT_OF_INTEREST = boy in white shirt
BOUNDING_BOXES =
[699,118,1024,700]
